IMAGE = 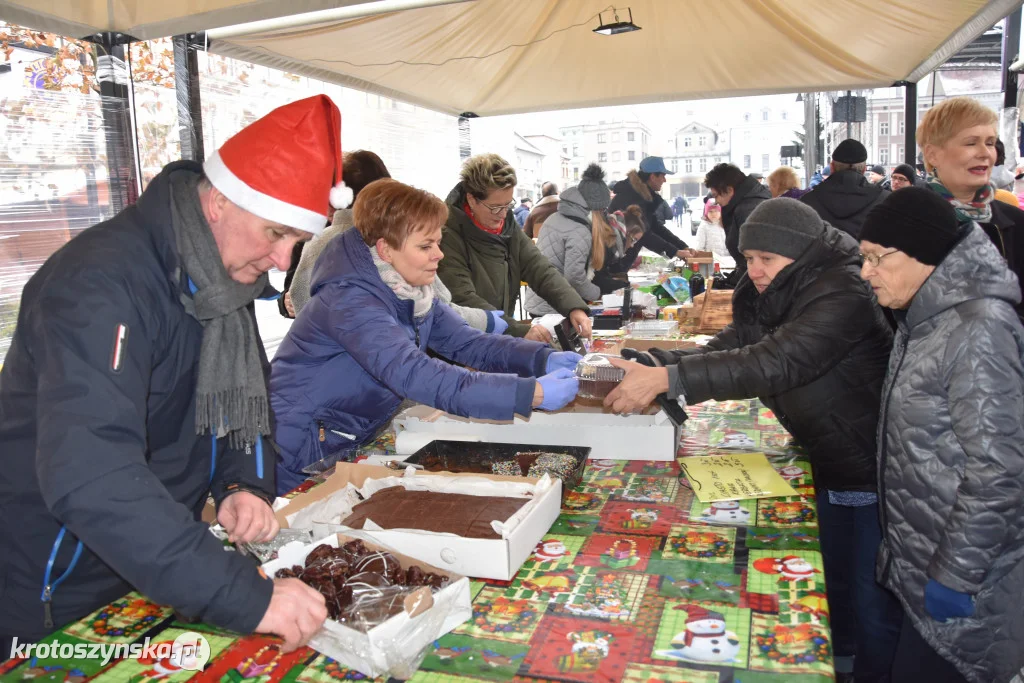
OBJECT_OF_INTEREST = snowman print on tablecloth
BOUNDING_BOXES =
[662,606,740,663]
[715,429,757,450]
[701,500,752,525]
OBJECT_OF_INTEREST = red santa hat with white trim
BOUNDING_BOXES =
[203,94,351,236]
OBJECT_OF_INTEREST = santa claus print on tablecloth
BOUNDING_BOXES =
[525,535,583,569]
[746,550,825,597]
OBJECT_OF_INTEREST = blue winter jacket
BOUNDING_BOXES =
[270,228,551,493]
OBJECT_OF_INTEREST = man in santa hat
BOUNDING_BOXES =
[0,96,345,653]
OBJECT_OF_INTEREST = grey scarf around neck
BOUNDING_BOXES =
[169,170,270,449]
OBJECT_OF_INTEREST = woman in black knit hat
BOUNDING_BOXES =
[859,187,1024,683]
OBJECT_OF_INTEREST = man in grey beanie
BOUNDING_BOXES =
[605,197,901,681]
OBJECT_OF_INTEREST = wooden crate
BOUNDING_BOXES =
[677,280,733,333]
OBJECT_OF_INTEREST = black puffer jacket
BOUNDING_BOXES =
[801,169,888,240]
[608,170,688,253]
[979,199,1024,323]
[721,176,771,284]
[662,224,893,491]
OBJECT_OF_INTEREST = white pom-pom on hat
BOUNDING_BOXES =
[330,181,354,209]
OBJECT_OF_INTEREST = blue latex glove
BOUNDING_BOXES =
[488,310,509,335]
[925,579,974,622]
[546,351,583,374]
[536,368,580,411]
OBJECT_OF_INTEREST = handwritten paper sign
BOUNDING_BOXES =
[680,452,799,503]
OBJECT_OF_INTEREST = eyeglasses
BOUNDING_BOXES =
[475,198,517,215]
[859,250,899,267]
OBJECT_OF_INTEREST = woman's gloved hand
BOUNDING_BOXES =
[488,310,509,335]
[546,351,583,374]
[535,368,580,411]
[924,579,974,622]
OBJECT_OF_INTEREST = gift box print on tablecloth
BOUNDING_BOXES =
[575,534,660,572]
[454,587,544,643]
[597,501,681,537]
[520,616,642,683]
[652,600,751,668]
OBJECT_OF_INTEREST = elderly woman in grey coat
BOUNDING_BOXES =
[859,187,1024,683]
[524,164,616,315]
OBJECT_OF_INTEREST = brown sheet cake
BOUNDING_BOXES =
[341,486,529,539]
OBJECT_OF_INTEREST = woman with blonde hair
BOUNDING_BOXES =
[767,165,807,199]
[438,153,592,341]
[918,96,1024,320]
[525,164,618,315]
[270,179,583,493]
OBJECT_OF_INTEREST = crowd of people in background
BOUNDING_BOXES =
[1,92,1022,682]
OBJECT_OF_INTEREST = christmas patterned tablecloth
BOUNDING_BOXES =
[0,398,835,683]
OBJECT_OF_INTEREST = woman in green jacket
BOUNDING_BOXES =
[438,153,592,341]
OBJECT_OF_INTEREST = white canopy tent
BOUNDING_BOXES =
[0,0,1020,116]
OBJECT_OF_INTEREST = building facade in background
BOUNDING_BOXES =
[662,121,730,199]
[523,133,570,193]
[558,119,651,187]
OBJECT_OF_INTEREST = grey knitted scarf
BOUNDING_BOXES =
[169,171,270,449]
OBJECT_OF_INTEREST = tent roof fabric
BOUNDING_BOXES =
[0,0,357,40]
[2,0,1020,116]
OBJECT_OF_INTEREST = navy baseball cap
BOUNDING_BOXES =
[639,156,672,174]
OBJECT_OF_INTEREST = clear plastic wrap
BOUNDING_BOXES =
[263,533,471,679]
[573,353,625,399]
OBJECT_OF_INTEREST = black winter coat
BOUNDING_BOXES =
[979,199,1024,322]
[0,161,275,641]
[608,171,688,253]
[721,176,771,285]
[662,225,893,492]
[800,169,888,240]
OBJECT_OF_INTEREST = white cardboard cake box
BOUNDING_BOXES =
[263,532,471,679]
[274,462,562,581]
[392,401,678,461]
